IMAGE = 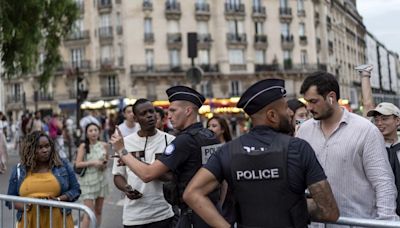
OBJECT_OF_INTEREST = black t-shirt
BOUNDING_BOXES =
[158,122,220,194]
[204,125,327,194]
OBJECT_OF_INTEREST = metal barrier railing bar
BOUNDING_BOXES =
[323,216,400,228]
[0,194,96,228]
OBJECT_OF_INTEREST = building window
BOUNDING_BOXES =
[201,80,213,98]
[226,0,242,9]
[227,20,244,35]
[100,45,113,64]
[299,23,305,36]
[145,49,154,70]
[144,18,152,34]
[198,49,210,65]
[255,50,266,64]
[99,14,111,27]
[169,49,181,68]
[228,49,244,64]
[147,82,157,101]
[255,22,264,35]
[280,0,288,8]
[71,48,84,67]
[283,50,292,69]
[103,75,118,96]
[12,83,22,100]
[281,23,290,37]
[297,0,304,11]
[300,50,307,65]
[230,80,241,97]
[72,19,84,34]
[253,0,261,9]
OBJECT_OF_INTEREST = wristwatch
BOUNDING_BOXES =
[120,148,129,157]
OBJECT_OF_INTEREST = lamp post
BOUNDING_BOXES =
[75,67,88,141]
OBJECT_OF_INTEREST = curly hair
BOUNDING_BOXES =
[20,131,62,170]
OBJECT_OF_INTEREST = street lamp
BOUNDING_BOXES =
[75,67,88,140]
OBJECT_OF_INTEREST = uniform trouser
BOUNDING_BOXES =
[124,217,172,228]
[175,209,210,228]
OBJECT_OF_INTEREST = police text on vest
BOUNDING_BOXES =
[236,168,280,180]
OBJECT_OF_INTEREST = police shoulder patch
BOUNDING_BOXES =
[164,144,175,156]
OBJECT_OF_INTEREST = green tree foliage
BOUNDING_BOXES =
[0,0,79,88]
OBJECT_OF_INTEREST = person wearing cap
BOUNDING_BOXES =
[110,86,221,228]
[183,79,339,227]
[367,103,400,215]
[297,71,399,225]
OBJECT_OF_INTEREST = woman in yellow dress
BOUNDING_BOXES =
[7,131,81,228]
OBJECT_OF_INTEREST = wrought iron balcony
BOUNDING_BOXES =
[252,6,266,21]
[64,30,90,46]
[281,34,294,50]
[98,26,113,43]
[142,1,153,11]
[98,0,112,12]
[101,87,119,97]
[165,1,181,20]
[71,60,91,70]
[299,35,308,45]
[195,3,210,21]
[167,33,182,49]
[279,7,292,22]
[225,3,245,19]
[298,9,306,17]
[226,33,247,46]
[198,33,212,49]
[254,34,268,49]
[144,33,154,43]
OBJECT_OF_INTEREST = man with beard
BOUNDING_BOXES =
[112,99,175,227]
[297,72,399,226]
[183,79,339,228]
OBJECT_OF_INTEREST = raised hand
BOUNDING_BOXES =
[110,127,125,152]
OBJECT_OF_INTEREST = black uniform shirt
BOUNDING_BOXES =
[204,125,327,194]
[159,122,220,192]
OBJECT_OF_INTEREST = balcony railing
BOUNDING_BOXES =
[144,33,154,43]
[230,64,247,72]
[99,26,113,43]
[6,95,22,104]
[130,64,193,74]
[226,33,247,45]
[298,9,306,17]
[199,64,219,73]
[225,3,245,18]
[315,12,320,26]
[71,60,91,70]
[116,26,123,35]
[98,0,112,11]
[100,58,114,69]
[328,41,334,54]
[38,92,53,101]
[142,1,153,11]
[165,1,181,20]
[65,30,90,41]
[167,33,182,48]
[299,35,307,45]
[252,6,266,21]
[254,34,268,49]
[281,34,294,50]
[195,3,210,20]
[279,7,292,21]
[101,87,119,97]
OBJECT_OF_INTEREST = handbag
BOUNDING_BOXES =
[74,152,87,177]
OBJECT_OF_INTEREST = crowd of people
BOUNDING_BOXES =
[2,66,400,227]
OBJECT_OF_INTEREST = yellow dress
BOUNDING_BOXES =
[18,171,74,228]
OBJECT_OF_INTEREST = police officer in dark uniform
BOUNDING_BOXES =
[110,86,221,228]
[183,79,339,228]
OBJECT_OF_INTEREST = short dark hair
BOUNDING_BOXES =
[287,99,306,113]
[132,98,151,114]
[154,106,165,119]
[300,71,340,100]
[122,104,134,113]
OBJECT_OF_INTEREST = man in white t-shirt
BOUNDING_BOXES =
[112,99,174,227]
[118,104,140,137]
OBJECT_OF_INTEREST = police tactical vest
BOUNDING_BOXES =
[178,127,221,207]
[230,133,308,228]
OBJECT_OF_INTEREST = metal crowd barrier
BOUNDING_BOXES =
[0,194,97,228]
[324,216,400,227]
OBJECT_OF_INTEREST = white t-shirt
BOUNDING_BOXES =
[112,129,175,226]
[118,121,140,137]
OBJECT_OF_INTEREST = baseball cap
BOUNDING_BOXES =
[366,102,400,117]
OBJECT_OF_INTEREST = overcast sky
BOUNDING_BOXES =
[357,0,400,55]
